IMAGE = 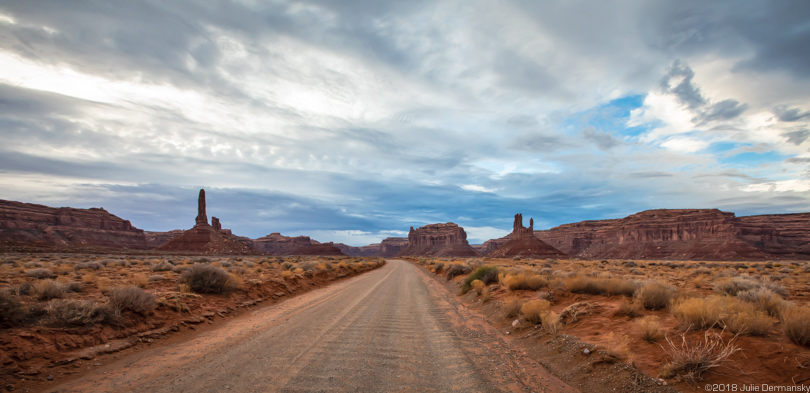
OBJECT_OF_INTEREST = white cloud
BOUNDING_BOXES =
[741,180,810,193]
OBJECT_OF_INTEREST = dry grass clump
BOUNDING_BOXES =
[131,273,149,288]
[33,279,68,300]
[542,311,561,334]
[502,297,524,319]
[446,264,472,279]
[723,306,773,336]
[25,268,56,279]
[520,299,551,324]
[636,315,664,343]
[660,331,740,383]
[180,263,237,294]
[671,297,725,330]
[46,299,111,327]
[75,261,102,270]
[780,305,810,347]
[714,276,787,297]
[502,272,548,291]
[614,298,644,318]
[107,286,156,316]
[737,288,785,317]
[634,281,676,310]
[151,261,174,272]
[0,291,27,327]
[471,279,485,296]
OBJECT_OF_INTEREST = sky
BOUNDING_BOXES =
[0,1,809,246]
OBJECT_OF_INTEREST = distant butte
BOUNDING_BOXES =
[397,223,480,257]
[488,214,567,258]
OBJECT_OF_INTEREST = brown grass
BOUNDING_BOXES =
[471,279,485,295]
[0,291,26,327]
[671,297,725,331]
[563,276,637,296]
[780,305,810,347]
[502,297,524,319]
[33,279,67,301]
[520,299,551,324]
[503,273,548,291]
[613,298,644,318]
[636,315,664,343]
[541,311,561,334]
[46,299,111,327]
[660,330,740,383]
[180,263,236,294]
[107,286,157,316]
[635,281,675,310]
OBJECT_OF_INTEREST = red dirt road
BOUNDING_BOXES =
[47,259,576,393]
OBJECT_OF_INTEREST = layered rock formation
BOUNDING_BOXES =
[334,243,379,257]
[145,230,184,248]
[284,242,346,256]
[0,199,148,249]
[378,237,408,257]
[397,223,480,257]
[489,214,567,258]
[737,213,810,258]
[533,209,789,260]
[252,233,318,255]
[156,190,258,255]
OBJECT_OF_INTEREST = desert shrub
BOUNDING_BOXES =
[75,262,102,271]
[64,281,83,293]
[101,259,126,267]
[471,280,485,296]
[46,299,111,327]
[520,299,551,324]
[446,264,472,279]
[713,276,758,296]
[723,306,773,336]
[151,261,174,272]
[502,298,524,319]
[563,276,602,294]
[148,274,165,283]
[503,273,548,291]
[107,286,156,316]
[24,261,43,268]
[737,288,785,317]
[564,276,636,296]
[219,261,232,268]
[542,311,561,334]
[0,291,27,328]
[603,278,638,296]
[636,315,664,343]
[281,270,295,279]
[635,281,676,310]
[781,305,810,347]
[694,267,712,275]
[461,266,499,293]
[131,274,148,289]
[171,265,188,273]
[613,298,644,318]
[660,331,740,383]
[33,280,67,301]
[180,264,237,294]
[281,262,295,271]
[671,297,725,330]
[14,283,32,296]
[25,268,56,279]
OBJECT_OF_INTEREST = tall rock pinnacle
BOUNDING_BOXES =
[195,189,209,227]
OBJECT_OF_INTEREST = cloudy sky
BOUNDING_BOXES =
[1,1,809,246]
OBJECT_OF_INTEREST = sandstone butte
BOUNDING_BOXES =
[531,209,810,260]
[333,243,380,257]
[251,232,319,255]
[397,223,480,257]
[156,190,259,255]
[284,242,346,256]
[488,214,567,258]
[0,199,148,250]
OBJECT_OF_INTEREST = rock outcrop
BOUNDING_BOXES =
[737,213,810,258]
[252,233,319,255]
[145,230,185,248]
[489,214,567,258]
[156,190,259,255]
[397,223,480,257]
[0,199,148,249]
[284,242,346,256]
[333,243,379,257]
[534,209,781,260]
[378,237,409,257]
[212,217,221,231]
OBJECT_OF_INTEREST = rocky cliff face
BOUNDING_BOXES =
[252,233,318,255]
[0,199,148,249]
[284,242,346,256]
[145,230,185,248]
[489,214,566,258]
[333,243,379,257]
[397,223,479,257]
[532,209,802,260]
[378,237,408,257]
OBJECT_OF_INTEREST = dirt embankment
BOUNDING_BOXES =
[0,254,384,392]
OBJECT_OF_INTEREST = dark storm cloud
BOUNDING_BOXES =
[581,127,621,150]
[783,130,810,146]
[660,60,706,109]
[695,99,748,123]
[774,106,810,122]
[786,157,810,164]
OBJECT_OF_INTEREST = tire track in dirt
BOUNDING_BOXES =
[47,259,577,393]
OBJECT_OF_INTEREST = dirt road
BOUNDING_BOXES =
[48,259,576,393]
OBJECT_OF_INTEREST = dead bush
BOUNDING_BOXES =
[564,276,636,296]
[781,305,810,347]
[737,288,785,317]
[613,298,644,318]
[33,280,67,301]
[180,263,236,294]
[520,299,551,324]
[636,316,664,343]
[151,261,174,272]
[635,281,675,310]
[542,311,561,334]
[46,299,111,327]
[75,262,102,271]
[724,306,773,336]
[0,291,27,328]
[660,331,740,383]
[671,297,725,331]
[502,298,524,319]
[107,286,156,316]
[471,279,485,296]
[446,264,471,279]
[503,273,548,291]
[25,268,56,279]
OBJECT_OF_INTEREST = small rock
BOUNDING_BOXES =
[583,348,590,355]
[46,375,53,381]
[5,384,14,391]
[512,319,519,327]
[93,362,100,366]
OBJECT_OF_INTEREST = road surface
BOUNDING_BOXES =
[48,259,576,393]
